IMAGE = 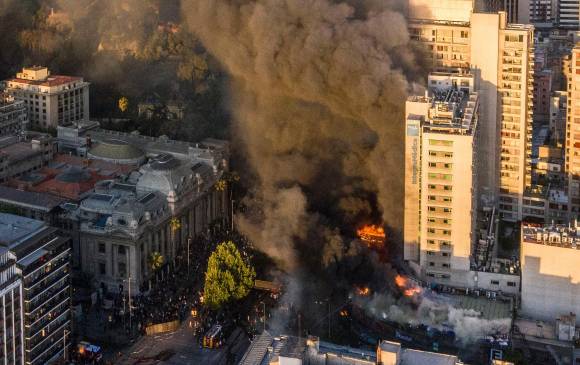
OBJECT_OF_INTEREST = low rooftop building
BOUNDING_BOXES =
[57,123,229,169]
[239,333,464,365]
[0,133,55,184]
[521,222,580,322]
[0,92,28,135]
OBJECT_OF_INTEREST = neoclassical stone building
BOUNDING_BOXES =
[76,152,227,294]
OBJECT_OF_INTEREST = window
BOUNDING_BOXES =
[99,263,106,275]
[442,263,450,268]
[491,280,500,285]
[429,139,453,146]
[507,281,517,287]
[118,262,127,277]
[118,246,126,255]
[429,262,435,267]
[98,243,106,254]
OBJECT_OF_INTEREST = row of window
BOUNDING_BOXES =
[429,139,453,146]
[428,162,452,169]
[428,150,453,158]
[428,184,452,192]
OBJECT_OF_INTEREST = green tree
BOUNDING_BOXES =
[204,241,255,310]
[149,251,164,271]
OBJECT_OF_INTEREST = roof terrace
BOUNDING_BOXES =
[415,87,479,135]
[522,223,580,249]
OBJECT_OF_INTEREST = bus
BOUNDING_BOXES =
[202,325,224,349]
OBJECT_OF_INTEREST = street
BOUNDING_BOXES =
[111,314,250,365]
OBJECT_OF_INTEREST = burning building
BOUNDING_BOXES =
[394,274,422,298]
[357,225,386,247]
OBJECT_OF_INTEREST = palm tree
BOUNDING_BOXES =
[169,217,181,265]
[149,251,164,273]
[170,217,181,231]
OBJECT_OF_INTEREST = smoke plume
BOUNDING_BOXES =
[359,291,511,344]
[182,0,423,272]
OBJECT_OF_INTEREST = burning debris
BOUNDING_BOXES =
[356,286,371,297]
[352,272,512,346]
[394,274,422,298]
[357,225,386,247]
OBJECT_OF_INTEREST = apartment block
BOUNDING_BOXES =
[0,247,24,365]
[4,67,89,129]
[404,72,480,285]
[409,10,534,222]
[559,0,580,29]
[566,45,580,215]
[521,223,580,321]
[0,94,27,136]
[0,214,71,365]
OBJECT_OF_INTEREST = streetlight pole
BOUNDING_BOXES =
[187,237,191,275]
[328,300,331,340]
[261,301,266,333]
[231,199,235,231]
[63,329,70,362]
[128,274,132,332]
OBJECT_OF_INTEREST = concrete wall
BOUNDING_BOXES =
[521,240,580,322]
[408,0,474,21]
[404,113,423,263]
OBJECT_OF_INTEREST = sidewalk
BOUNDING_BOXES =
[77,306,134,347]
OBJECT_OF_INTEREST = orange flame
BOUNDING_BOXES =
[394,274,421,297]
[395,274,407,288]
[340,310,349,317]
[356,286,370,296]
[404,287,422,297]
[357,225,386,246]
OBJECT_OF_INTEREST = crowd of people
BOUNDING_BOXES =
[103,220,254,337]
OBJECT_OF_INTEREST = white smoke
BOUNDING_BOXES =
[359,291,511,344]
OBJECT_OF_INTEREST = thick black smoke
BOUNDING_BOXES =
[181,0,424,270]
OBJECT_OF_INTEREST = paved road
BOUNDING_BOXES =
[111,315,250,365]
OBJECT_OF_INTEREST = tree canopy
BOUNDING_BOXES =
[149,251,164,271]
[204,241,255,310]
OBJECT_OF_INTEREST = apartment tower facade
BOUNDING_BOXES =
[408,10,534,222]
[404,72,480,285]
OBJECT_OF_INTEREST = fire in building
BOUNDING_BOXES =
[357,225,386,247]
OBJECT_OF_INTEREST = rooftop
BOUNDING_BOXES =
[401,348,460,365]
[0,186,66,212]
[408,88,479,135]
[88,139,145,162]
[522,223,580,249]
[7,75,83,87]
[0,213,46,247]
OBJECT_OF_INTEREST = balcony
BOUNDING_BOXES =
[25,269,69,303]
